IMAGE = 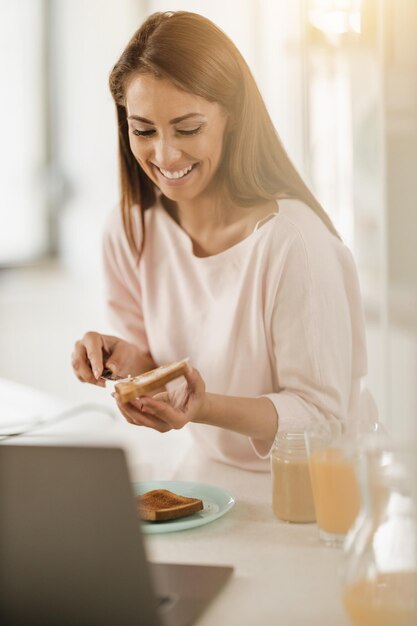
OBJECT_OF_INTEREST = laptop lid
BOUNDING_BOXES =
[0,445,232,626]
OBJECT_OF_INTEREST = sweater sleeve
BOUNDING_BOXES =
[251,225,367,458]
[102,208,150,354]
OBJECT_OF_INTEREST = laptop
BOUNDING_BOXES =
[0,445,233,626]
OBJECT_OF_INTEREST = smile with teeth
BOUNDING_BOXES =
[156,163,196,179]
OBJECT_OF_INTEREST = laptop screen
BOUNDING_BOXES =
[0,445,160,626]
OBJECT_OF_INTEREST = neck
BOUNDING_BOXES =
[166,189,231,231]
[162,192,278,258]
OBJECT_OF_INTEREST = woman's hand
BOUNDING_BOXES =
[71,331,154,386]
[114,367,208,432]
[114,364,279,442]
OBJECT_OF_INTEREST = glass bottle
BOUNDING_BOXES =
[271,432,316,523]
[342,447,417,626]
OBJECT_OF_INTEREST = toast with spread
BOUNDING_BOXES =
[115,358,189,404]
[137,489,204,521]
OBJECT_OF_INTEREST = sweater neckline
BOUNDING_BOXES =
[154,200,280,263]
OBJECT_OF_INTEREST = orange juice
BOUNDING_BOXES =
[309,447,360,535]
[343,571,417,626]
[271,454,316,523]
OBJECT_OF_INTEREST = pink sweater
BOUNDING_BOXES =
[103,198,374,471]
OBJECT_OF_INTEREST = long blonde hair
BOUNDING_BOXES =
[109,11,340,255]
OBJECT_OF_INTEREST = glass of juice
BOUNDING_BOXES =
[305,421,360,546]
[271,432,316,523]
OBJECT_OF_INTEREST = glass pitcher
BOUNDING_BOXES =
[341,446,417,626]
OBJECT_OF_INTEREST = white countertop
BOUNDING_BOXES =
[0,377,351,626]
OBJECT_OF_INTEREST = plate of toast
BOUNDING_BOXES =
[133,480,235,534]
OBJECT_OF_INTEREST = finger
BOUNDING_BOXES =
[131,411,171,433]
[83,332,105,380]
[105,339,141,379]
[115,402,135,425]
[101,335,124,378]
[71,342,99,385]
[114,396,137,424]
[104,343,127,379]
[139,396,187,429]
[115,398,171,432]
[74,371,106,387]
[183,367,205,394]
[150,391,170,403]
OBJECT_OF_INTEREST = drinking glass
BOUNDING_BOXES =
[305,420,361,546]
[271,432,316,523]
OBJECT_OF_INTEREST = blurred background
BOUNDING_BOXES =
[0,0,416,444]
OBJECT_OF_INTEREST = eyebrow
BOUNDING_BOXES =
[127,113,205,125]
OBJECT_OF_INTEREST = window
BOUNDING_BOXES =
[0,0,49,264]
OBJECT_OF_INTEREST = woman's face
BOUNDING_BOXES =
[125,74,228,203]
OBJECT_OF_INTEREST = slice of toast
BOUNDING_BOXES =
[137,489,204,522]
[115,358,189,404]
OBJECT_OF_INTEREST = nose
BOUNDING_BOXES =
[153,137,182,168]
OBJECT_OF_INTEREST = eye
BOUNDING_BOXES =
[132,129,156,137]
[176,126,202,136]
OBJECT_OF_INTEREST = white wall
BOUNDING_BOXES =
[52,0,144,277]
[0,0,47,263]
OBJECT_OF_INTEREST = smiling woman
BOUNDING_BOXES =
[125,74,228,203]
[107,10,339,257]
[71,10,377,471]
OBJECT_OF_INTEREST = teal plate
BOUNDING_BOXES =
[133,480,235,534]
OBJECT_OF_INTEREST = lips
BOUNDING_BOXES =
[154,163,198,180]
